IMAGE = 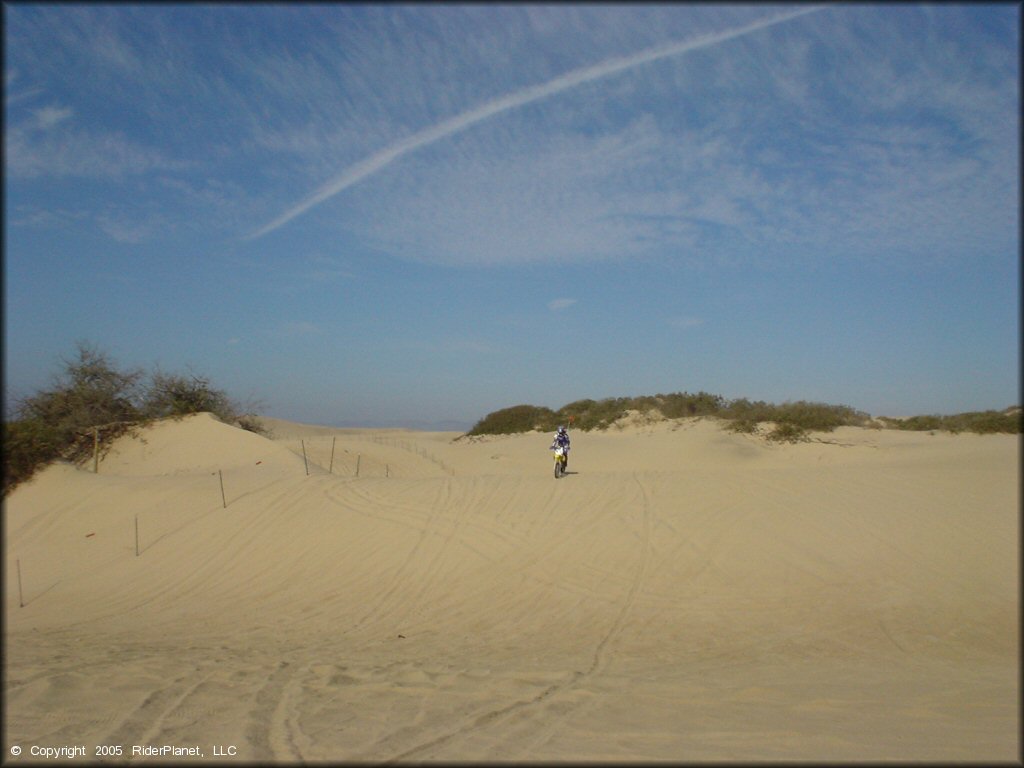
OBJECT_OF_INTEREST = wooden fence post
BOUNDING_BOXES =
[93,427,99,473]
[329,437,336,474]
[219,470,227,508]
[302,440,309,476]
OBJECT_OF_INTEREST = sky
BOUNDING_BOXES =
[4,3,1020,429]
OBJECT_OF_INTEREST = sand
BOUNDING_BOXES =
[4,412,1019,762]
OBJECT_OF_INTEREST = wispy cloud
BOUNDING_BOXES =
[4,5,1017,425]
[247,6,823,240]
[303,254,354,283]
[96,211,167,244]
[4,124,188,180]
[548,298,577,312]
[337,116,703,266]
[32,104,73,130]
[8,205,89,229]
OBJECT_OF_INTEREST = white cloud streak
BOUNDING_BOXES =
[33,105,73,129]
[548,298,577,311]
[247,6,823,240]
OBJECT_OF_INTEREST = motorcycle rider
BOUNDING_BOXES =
[550,425,571,471]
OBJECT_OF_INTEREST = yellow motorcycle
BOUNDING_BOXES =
[553,445,568,478]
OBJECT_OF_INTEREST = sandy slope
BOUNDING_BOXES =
[4,412,1019,762]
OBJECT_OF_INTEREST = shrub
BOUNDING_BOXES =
[142,369,266,434]
[726,418,760,434]
[765,422,810,443]
[657,391,726,418]
[17,341,144,432]
[3,342,265,494]
[466,404,558,435]
[772,401,870,432]
[720,398,774,425]
[558,399,599,423]
[144,370,235,420]
[235,414,268,435]
[893,414,946,432]
[883,410,1021,435]
[3,418,64,492]
[464,391,1019,439]
[558,397,632,431]
[719,398,868,433]
[957,410,1021,434]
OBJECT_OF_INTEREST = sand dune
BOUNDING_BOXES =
[4,412,1019,761]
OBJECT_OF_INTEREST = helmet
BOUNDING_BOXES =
[557,426,566,435]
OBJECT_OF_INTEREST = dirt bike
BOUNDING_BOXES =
[553,445,568,478]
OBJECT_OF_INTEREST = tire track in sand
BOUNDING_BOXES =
[245,660,302,763]
[101,671,215,751]
[343,477,455,634]
[583,472,652,677]
[385,473,653,762]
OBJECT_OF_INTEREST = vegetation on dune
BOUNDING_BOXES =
[466,393,719,436]
[721,398,872,442]
[467,391,1020,442]
[876,408,1022,435]
[3,341,265,495]
[465,404,559,435]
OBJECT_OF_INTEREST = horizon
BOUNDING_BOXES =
[4,4,1020,428]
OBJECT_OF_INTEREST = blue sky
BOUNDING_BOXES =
[4,4,1019,429]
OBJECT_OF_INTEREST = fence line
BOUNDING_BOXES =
[17,433,459,605]
[368,434,456,476]
[283,439,380,478]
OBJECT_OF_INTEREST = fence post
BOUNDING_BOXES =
[356,454,361,477]
[93,427,99,473]
[329,437,336,474]
[302,440,309,476]
[219,470,227,508]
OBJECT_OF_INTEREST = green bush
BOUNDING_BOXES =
[883,409,1021,435]
[726,418,760,435]
[558,397,632,431]
[720,399,868,433]
[954,410,1021,434]
[3,418,64,492]
[720,398,775,425]
[765,422,810,443]
[772,401,870,431]
[465,391,1020,439]
[145,370,236,421]
[892,414,945,432]
[467,393,873,436]
[466,404,558,435]
[3,342,265,495]
[657,391,726,418]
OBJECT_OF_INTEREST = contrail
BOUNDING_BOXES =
[247,6,822,240]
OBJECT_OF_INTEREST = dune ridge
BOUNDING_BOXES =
[4,412,1018,761]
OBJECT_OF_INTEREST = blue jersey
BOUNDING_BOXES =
[551,431,570,450]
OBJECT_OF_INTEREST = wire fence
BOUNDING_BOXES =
[280,435,455,478]
[13,432,458,608]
